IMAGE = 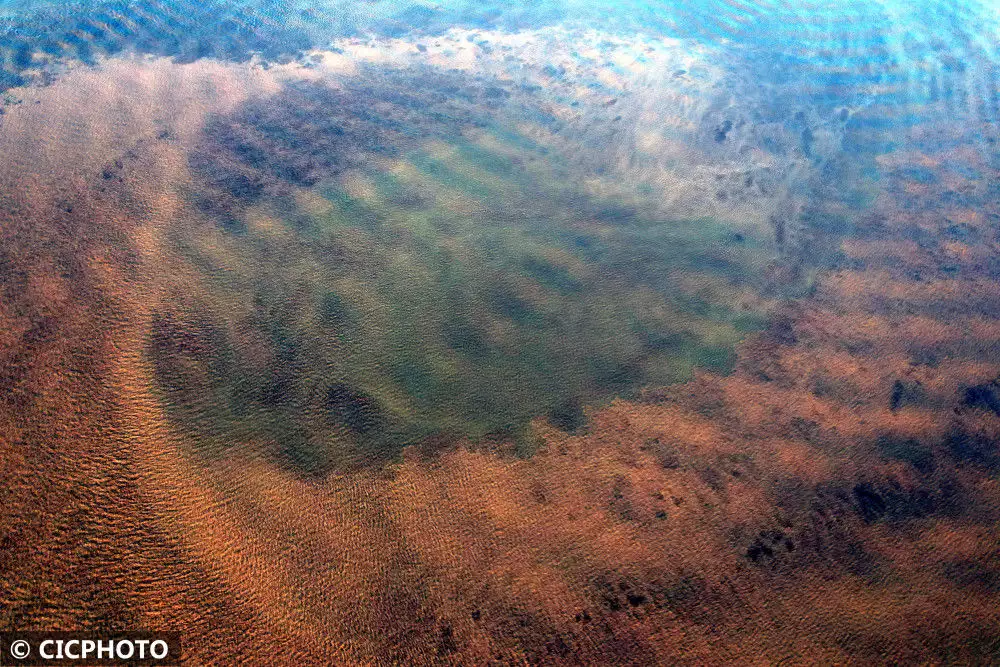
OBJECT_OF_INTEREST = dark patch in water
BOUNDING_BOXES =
[714,119,732,143]
[852,483,887,523]
[943,555,1000,593]
[943,425,1000,471]
[319,292,354,329]
[327,382,383,435]
[889,379,925,411]
[962,381,1000,415]
[876,434,936,474]
[547,396,586,433]
[489,287,543,326]
[443,318,490,359]
[522,257,581,294]
[191,66,529,199]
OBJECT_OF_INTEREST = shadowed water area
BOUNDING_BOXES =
[2,0,1000,664]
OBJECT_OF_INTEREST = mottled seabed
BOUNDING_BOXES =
[0,24,999,666]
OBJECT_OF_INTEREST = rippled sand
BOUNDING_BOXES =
[1,26,999,665]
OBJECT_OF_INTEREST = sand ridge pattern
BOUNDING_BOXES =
[0,35,999,666]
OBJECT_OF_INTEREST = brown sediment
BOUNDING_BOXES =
[0,48,999,666]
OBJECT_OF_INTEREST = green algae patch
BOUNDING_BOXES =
[153,82,790,473]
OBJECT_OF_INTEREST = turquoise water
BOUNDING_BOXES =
[4,0,999,152]
[2,1,998,179]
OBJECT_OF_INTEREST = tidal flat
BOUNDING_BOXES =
[1,4,1000,664]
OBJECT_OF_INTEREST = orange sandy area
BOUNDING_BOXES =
[0,55,998,665]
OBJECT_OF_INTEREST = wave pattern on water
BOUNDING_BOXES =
[2,0,1000,664]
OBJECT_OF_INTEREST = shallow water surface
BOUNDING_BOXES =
[2,1,1000,664]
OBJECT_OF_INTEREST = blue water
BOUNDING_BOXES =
[3,1,999,154]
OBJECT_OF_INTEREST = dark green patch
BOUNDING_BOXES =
[161,72,794,474]
[694,345,736,374]
[327,382,383,435]
[319,291,354,329]
[547,396,586,433]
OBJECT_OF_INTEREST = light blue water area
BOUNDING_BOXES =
[2,0,998,149]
